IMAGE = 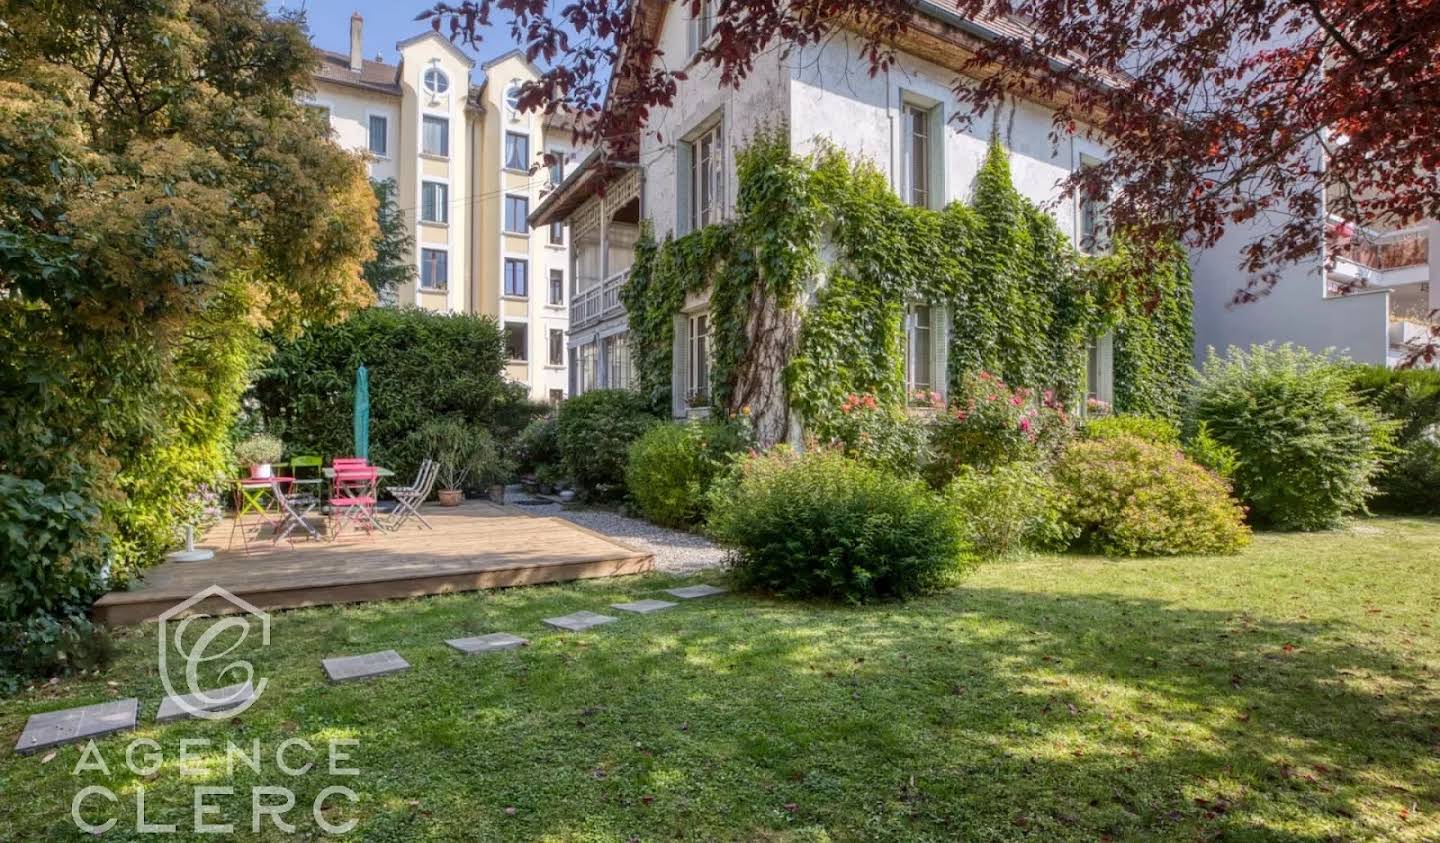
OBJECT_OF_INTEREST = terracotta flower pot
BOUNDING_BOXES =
[437,489,463,506]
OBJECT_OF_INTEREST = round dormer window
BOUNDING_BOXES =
[423,67,450,96]
[505,82,523,115]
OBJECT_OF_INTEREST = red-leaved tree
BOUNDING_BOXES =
[425,0,1440,364]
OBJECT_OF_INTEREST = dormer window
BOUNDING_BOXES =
[505,82,523,116]
[423,67,449,97]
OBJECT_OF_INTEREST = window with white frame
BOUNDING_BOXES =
[422,115,448,157]
[578,343,597,393]
[504,322,527,361]
[548,269,564,305]
[504,257,528,297]
[689,0,716,55]
[1078,155,1110,254]
[367,115,388,156]
[421,181,448,224]
[549,388,564,405]
[548,150,565,185]
[504,194,529,234]
[1085,333,1114,407]
[504,131,529,171]
[687,313,711,403]
[548,329,564,366]
[605,333,632,390]
[901,101,938,208]
[420,248,447,290]
[686,121,724,232]
[549,221,564,245]
[905,303,934,393]
[423,67,449,97]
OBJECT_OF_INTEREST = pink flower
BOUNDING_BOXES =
[1010,394,1024,406]
[1018,417,1032,433]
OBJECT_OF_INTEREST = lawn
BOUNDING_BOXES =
[3,519,1439,841]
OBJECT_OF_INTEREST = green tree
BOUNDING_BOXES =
[364,178,416,301]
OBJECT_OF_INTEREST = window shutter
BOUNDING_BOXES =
[932,303,950,400]
[672,314,689,418]
[687,16,698,58]
[676,142,694,235]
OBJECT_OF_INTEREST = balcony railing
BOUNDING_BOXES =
[569,269,629,329]
[1334,228,1429,271]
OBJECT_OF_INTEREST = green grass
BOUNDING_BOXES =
[4,518,1440,841]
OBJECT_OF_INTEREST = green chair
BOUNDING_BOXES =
[289,455,325,499]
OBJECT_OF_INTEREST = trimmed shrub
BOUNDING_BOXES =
[626,420,750,527]
[1189,345,1394,530]
[558,389,661,499]
[1054,436,1251,556]
[1082,414,1179,445]
[820,393,931,476]
[254,307,514,483]
[927,372,1072,486]
[707,449,974,602]
[1350,365,1440,514]
[944,463,1071,559]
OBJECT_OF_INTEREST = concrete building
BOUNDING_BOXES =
[306,15,584,402]
[532,4,1116,411]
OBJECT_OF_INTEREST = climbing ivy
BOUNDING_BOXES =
[622,130,1193,441]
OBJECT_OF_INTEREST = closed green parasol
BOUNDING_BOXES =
[353,363,370,460]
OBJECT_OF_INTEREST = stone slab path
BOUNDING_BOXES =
[156,681,254,723]
[446,633,528,654]
[542,610,619,632]
[323,650,410,683]
[15,699,139,755]
[611,599,678,614]
[666,584,729,600]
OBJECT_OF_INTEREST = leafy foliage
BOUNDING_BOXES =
[414,419,511,492]
[1082,414,1180,445]
[1189,345,1395,530]
[363,178,417,302]
[1350,365,1440,514]
[944,463,1071,559]
[1183,421,1240,481]
[818,393,931,477]
[253,308,512,484]
[1054,436,1251,556]
[707,449,974,602]
[557,389,661,500]
[625,420,751,528]
[926,372,1073,486]
[0,0,374,676]
[513,415,562,477]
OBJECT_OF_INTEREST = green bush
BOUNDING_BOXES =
[927,373,1072,486]
[414,419,512,493]
[707,449,974,602]
[1054,436,1252,556]
[819,393,931,476]
[1082,414,1180,445]
[557,390,661,500]
[1183,421,1240,481]
[514,415,562,476]
[626,420,750,528]
[1350,365,1440,514]
[1189,345,1395,530]
[254,307,514,484]
[943,463,1071,559]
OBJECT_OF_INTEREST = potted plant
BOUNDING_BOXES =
[234,433,284,479]
[420,420,506,506]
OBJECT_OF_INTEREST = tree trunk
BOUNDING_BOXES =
[729,281,798,448]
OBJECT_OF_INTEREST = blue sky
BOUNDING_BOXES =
[268,0,518,70]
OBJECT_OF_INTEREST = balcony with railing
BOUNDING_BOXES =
[1328,223,1432,293]
[570,269,629,329]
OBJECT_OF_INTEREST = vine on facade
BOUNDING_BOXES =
[623,129,1193,444]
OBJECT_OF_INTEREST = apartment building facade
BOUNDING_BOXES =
[307,15,582,402]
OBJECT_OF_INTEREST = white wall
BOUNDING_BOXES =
[308,84,400,184]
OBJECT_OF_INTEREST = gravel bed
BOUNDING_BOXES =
[520,501,726,575]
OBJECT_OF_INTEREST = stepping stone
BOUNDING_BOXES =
[665,584,729,600]
[15,699,139,755]
[323,650,410,683]
[611,599,678,614]
[446,633,529,654]
[542,611,618,632]
[156,682,255,723]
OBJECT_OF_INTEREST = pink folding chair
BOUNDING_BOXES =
[328,466,380,540]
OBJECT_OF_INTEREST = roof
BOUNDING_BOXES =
[529,148,638,226]
[395,31,478,68]
[312,49,401,96]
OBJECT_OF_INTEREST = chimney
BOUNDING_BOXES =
[349,13,363,73]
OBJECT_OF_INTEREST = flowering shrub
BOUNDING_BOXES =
[822,393,931,476]
[707,448,974,602]
[944,463,1072,559]
[1054,435,1251,556]
[926,372,1072,486]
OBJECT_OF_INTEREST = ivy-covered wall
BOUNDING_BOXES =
[623,129,1194,444]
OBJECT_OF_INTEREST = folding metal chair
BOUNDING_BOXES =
[328,466,380,540]
[386,459,438,531]
[272,479,320,544]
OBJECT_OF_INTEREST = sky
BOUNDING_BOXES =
[267,0,518,73]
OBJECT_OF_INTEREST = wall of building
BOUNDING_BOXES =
[308,82,400,185]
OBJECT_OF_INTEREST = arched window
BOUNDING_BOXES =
[423,67,450,96]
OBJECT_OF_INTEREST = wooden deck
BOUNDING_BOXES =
[93,501,653,624]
